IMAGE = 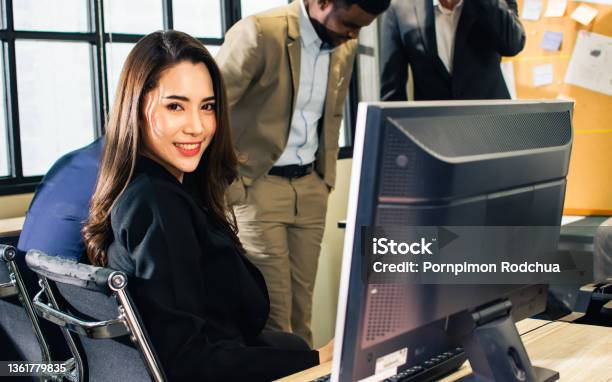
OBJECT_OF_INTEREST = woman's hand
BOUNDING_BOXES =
[317,339,334,364]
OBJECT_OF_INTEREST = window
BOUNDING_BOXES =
[173,0,225,58]
[205,45,220,57]
[16,41,95,176]
[0,50,8,177]
[173,0,223,38]
[0,0,360,195]
[105,42,135,106]
[104,0,163,35]
[101,1,227,110]
[13,0,89,32]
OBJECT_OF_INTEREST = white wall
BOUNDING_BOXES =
[311,21,382,347]
[0,193,33,219]
[312,158,352,348]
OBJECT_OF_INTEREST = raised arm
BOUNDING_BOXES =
[380,4,409,101]
[474,0,526,56]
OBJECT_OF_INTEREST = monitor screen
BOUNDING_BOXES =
[333,100,573,382]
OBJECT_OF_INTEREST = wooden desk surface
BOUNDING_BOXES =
[0,216,24,237]
[515,317,552,335]
[442,321,612,382]
[278,319,612,382]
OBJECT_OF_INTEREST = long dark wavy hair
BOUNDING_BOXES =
[83,30,239,266]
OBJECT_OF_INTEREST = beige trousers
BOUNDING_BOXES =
[230,171,329,346]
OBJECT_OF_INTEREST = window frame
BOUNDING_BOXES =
[0,0,104,195]
[0,0,358,196]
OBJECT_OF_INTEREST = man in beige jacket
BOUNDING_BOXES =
[217,0,389,345]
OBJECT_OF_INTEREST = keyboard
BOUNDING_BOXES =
[311,347,465,382]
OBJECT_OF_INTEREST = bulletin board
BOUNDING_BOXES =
[511,1,612,215]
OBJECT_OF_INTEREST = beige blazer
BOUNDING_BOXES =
[216,0,358,188]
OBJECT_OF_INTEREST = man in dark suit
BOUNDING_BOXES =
[380,0,525,101]
[18,139,103,261]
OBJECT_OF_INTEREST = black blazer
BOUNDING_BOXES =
[380,0,525,101]
[107,157,319,381]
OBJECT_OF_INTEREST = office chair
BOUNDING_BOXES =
[0,244,66,381]
[25,250,166,382]
[595,218,612,282]
[566,220,612,326]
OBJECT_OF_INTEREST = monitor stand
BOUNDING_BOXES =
[457,300,559,382]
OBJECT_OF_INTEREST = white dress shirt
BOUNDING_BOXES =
[433,0,464,74]
[274,0,331,167]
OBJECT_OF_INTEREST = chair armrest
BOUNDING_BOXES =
[32,288,131,339]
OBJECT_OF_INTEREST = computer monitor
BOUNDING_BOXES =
[332,100,573,382]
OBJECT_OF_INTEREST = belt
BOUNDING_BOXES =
[268,163,314,179]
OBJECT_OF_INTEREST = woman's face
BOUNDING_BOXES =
[141,60,216,182]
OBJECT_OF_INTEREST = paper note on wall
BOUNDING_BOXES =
[541,31,563,51]
[533,64,554,87]
[570,4,599,25]
[521,0,543,20]
[500,61,517,99]
[565,31,612,96]
[544,0,567,17]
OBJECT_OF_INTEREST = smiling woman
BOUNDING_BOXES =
[83,31,236,268]
[140,61,218,182]
[81,31,321,381]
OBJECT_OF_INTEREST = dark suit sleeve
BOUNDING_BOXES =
[474,0,526,56]
[380,5,409,101]
[110,183,319,381]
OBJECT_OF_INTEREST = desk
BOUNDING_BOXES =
[0,217,24,238]
[278,320,612,382]
[440,321,612,381]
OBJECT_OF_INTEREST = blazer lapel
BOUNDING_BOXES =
[287,1,301,112]
[415,0,436,56]
[287,41,301,111]
[452,0,478,72]
[415,0,450,80]
[321,50,341,145]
